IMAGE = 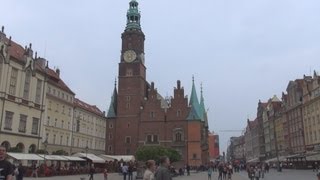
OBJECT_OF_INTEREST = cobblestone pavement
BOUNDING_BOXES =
[24,169,317,180]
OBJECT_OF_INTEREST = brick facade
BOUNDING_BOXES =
[105,1,209,166]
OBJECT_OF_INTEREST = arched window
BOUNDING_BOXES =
[16,143,25,153]
[28,144,36,153]
[176,132,182,142]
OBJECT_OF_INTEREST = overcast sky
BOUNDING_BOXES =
[2,0,320,153]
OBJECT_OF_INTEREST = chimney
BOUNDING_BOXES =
[27,43,33,57]
[177,80,181,89]
[56,68,60,77]
[0,26,5,41]
[36,57,47,69]
[151,82,155,90]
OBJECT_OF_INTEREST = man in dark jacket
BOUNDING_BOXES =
[155,156,172,180]
[16,162,25,180]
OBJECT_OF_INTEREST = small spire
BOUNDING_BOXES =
[8,36,11,46]
[192,75,195,83]
[1,26,4,33]
[35,52,38,59]
[114,77,117,88]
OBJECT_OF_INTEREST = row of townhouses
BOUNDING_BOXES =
[228,72,320,164]
[0,27,106,155]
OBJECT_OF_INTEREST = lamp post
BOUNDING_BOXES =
[85,146,89,167]
[43,138,48,164]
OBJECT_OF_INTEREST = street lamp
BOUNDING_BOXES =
[43,138,48,164]
[85,146,89,167]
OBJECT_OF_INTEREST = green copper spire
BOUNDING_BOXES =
[125,0,141,30]
[187,76,202,121]
[200,84,209,127]
[199,83,205,122]
[107,80,118,118]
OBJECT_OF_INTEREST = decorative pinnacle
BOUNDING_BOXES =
[1,26,4,33]
[192,75,195,83]
[114,78,117,88]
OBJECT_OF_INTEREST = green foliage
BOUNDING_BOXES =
[136,146,181,163]
[52,149,69,155]
[8,147,23,153]
[35,149,48,154]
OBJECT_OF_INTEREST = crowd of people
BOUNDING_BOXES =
[2,144,320,180]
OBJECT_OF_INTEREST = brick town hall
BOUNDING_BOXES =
[106,0,210,166]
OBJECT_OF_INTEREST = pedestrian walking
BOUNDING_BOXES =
[218,165,223,180]
[0,145,13,180]
[155,156,172,180]
[208,166,213,180]
[227,167,232,180]
[103,168,108,180]
[143,160,155,180]
[254,167,261,180]
[88,164,95,180]
[122,162,129,180]
[15,162,25,180]
[186,164,190,176]
[248,166,255,180]
[31,161,38,178]
[128,163,133,180]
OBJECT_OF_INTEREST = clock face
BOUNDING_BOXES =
[123,50,137,63]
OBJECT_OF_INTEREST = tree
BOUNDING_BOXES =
[52,149,69,155]
[35,149,48,154]
[136,146,181,163]
[8,147,23,153]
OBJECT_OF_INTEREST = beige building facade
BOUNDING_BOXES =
[0,27,106,155]
[72,99,106,155]
[42,68,75,154]
[302,73,320,152]
[0,28,46,153]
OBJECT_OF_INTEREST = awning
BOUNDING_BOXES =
[38,155,68,161]
[265,156,286,163]
[72,153,105,163]
[100,155,135,162]
[247,158,259,163]
[62,156,85,161]
[7,153,43,161]
[306,153,320,161]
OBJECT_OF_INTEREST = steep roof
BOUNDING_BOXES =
[107,85,118,118]
[199,85,209,127]
[187,78,201,121]
[74,98,104,117]
[46,68,75,95]
[2,34,75,95]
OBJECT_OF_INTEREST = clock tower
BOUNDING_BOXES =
[115,0,147,155]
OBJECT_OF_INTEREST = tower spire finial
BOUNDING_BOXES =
[125,0,141,30]
[192,75,195,84]
[114,77,117,88]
